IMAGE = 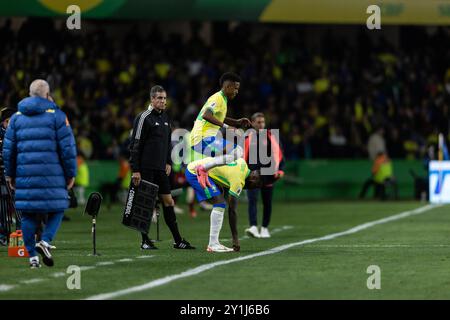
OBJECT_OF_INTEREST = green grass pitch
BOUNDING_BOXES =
[1,200,449,300]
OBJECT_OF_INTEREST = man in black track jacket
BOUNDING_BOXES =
[129,85,194,250]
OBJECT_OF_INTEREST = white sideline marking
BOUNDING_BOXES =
[223,225,294,242]
[20,278,45,285]
[1,255,154,293]
[96,261,115,266]
[307,244,450,248]
[51,272,66,278]
[80,266,96,271]
[85,204,442,300]
[117,258,134,263]
[0,285,15,292]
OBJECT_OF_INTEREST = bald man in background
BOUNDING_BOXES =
[3,79,77,268]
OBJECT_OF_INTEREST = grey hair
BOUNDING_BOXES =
[150,85,165,98]
[29,79,50,98]
[251,112,264,121]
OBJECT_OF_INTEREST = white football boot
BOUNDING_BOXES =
[259,227,271,238]
[245,225,260,238]
[206,243,234,253]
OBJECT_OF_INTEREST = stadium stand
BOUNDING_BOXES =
[0,18,449,161]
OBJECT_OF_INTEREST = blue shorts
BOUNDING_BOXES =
[191,136,236,158]
[185,170,221,202]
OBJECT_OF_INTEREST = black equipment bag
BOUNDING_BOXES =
[122,179,159,234]
[0,176,21,242]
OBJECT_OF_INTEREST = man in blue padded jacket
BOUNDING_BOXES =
[3,79,77,269]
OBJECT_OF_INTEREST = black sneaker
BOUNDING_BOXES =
[29,257,41,269]
[174,238,196,249]
[141,240,158,250]
[35,241,54,267]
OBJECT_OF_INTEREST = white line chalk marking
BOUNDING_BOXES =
[86,204,442,300]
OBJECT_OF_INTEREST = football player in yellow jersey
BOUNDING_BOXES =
[185,157,261,252]
[190,72,251,159]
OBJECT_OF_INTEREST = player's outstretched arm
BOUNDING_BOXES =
[224,117,252,129]
[202,109,228,127]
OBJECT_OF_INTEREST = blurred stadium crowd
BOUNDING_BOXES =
[1,18,449,161]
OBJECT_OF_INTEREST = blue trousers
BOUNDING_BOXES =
[191,137,237,158]
[21,211,64,257]
[247,186,273,228]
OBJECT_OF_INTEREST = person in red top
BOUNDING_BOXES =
[243,112,285,238]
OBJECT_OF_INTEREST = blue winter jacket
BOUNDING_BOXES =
[3,96,77,212]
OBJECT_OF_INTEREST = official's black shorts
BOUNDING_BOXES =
[141,169,171,195]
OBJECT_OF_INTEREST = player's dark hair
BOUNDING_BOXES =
[150,85,165,98]
[219,72,241,87]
